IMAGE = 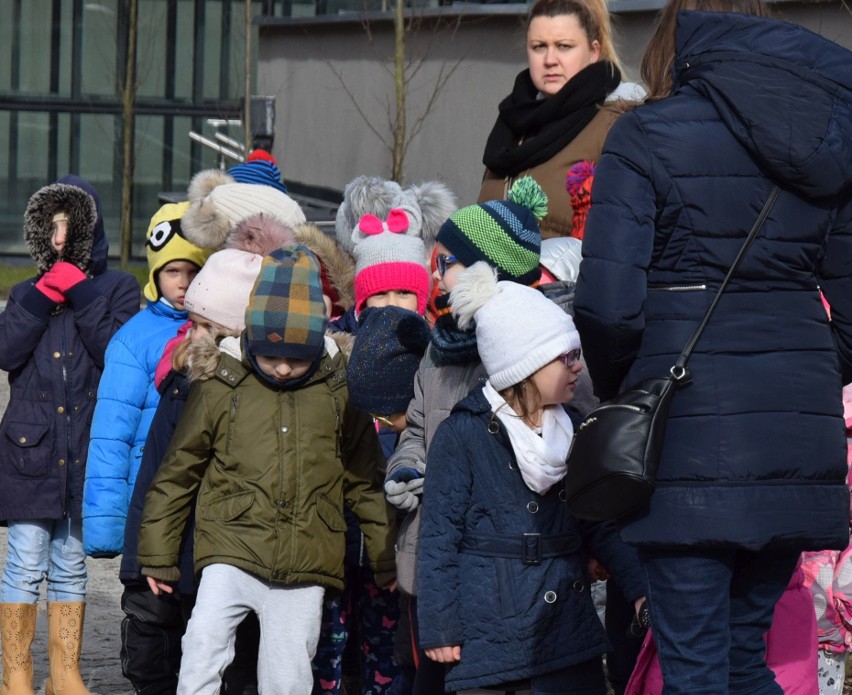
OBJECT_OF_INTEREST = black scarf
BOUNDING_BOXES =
[482,61,621,178]
[430,293,480,366]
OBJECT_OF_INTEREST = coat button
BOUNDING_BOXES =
[281,426,289,433]
[220,369,228,376]
[57,406,65,414]
[74,459,80,465]
[172,388,179,396]
[573,580,586,593]
[58,459,65,466]
[558,489,567,501]
[527,501,539,513]
[53,352,60,359]
[18,437,26,444]
[277,500,287,508]
[544,591,557,603]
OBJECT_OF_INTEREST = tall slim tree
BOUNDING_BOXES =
[119,0,139,270]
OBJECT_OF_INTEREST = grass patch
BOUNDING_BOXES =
[0,261,148,300]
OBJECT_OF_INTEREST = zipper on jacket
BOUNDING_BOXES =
[226,394,239,453]
[648,284,707,292]
[333,397,342,459]
[60,323,70,518]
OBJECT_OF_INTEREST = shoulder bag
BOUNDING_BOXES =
[563,185,781,521]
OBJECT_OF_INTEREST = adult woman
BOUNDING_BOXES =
[479,0,640,239]
[574,1,852,693]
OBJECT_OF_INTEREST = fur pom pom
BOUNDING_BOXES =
[187,169,234,203]
[509,177,548,221]
[408,180,457,250]
[450,262,499,331]
[181,198,232,250]
[335,176,404,254]
[226,214,296,256]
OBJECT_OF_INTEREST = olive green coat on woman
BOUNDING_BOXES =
[137,346,397,591]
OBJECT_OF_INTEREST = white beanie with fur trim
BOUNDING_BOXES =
[182,181,306,250]
[450,262,580,390]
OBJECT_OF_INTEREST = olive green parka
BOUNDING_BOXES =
[137,342,397,591]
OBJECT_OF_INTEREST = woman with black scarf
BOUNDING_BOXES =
[479,0,641,239]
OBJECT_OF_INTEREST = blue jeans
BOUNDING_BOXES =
[1,519,88,603]
[639,547,800,695]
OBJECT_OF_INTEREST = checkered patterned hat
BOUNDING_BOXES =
[245,244,328,361]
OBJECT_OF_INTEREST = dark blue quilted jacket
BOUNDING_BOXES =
[574,12,852,550]
[417,386,644,691]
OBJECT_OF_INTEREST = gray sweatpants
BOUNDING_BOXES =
[177,563,325,695]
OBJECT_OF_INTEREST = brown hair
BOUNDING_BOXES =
[499,379,543,426]
[527,0,624,75]
[640,0,768,100]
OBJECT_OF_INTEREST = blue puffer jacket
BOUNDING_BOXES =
[418,387,645,691]
[83,299,187,557]
[0,175,140,521]
[574,12,852,550]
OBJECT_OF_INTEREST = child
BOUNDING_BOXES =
[0,176,140,694]
[417,262,646,693]
[83,202,211,557]
[137,244,397,695]
[384,177,546,693]
[118,214,294,695]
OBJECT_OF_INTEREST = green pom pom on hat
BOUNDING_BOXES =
[508,176,548,222]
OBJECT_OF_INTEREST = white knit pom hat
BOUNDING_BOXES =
[450,262,580,390]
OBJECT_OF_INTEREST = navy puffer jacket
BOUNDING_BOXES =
[0,175,140,521]
[574,12,852,550]
[418,387,645,691]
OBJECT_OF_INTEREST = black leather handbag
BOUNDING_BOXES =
[564,186,781,522]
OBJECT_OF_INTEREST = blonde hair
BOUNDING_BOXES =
[527,0,624,75]
[172,314,241,382]
[641,0,768,100]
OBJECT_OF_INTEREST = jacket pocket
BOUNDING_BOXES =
[4,423,51,479]
[316,494,346,532]
[200,490,254,522]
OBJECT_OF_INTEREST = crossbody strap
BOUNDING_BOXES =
[671,185,781,380]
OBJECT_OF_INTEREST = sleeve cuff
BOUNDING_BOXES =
[141,566,181,582]
[65,278,100,310]
[18,285,58,319]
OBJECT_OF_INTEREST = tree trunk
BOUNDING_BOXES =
[119,0,138,270]
[391,0,406,182]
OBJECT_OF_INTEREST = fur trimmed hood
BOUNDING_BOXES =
[226,214,296,256]
[293,222,356,313]
[24,177,102,275]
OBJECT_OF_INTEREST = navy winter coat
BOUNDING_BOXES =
[0,175,140,521]
[418,387,645,691]
[574,12,852,550]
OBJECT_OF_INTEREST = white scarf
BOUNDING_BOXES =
[482,381,574,494]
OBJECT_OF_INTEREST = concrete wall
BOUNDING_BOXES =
[257,1,852,205]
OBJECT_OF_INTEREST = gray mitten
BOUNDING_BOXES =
[384,477,425,512]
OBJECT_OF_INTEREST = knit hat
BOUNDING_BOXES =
[352,210,431,316]
[248,148,276,164]
[565,160,595,240]
[182,169,306,250]
[436,177,546,286]
[144,201,212,302]
[227,160,288,194]
[245,244,328,361]
[184,214,296,331]
[450,262,580,390]
[347,306,432,415]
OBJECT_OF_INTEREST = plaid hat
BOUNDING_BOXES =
[347,306,432,415]
[353,210,430,316]
[144,201,212,302]
[436,177,546,286]
[245,244,328,361]
[227,160,288,195]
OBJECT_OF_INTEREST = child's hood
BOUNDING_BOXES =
[24,174,108,275]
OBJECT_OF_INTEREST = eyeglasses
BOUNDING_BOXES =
[436,254,458,276]
[559,348,582,367]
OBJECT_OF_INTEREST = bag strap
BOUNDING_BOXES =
[671,185,781,380]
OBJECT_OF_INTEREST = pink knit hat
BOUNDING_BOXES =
[353,209,431,316]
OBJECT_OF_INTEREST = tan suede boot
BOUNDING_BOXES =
[0,603,37,695]
[44,602,90,695]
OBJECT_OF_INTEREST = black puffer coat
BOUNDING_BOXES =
[574,12,852,550]
[0,175,140,520]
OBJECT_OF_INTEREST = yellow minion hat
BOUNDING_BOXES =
[143,201,213,302]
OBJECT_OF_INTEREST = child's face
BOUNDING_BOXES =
[157,261,200,310]
[255,355,314,383]
[433,242,465,294]
[365,290,419,314]
[188,313,217,343]
[51,215,69,257]
[530,349,583,407]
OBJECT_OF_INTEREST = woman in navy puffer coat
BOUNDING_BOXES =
[574,4,852,694]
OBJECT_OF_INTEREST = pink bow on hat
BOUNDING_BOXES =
[357,208,410,236]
